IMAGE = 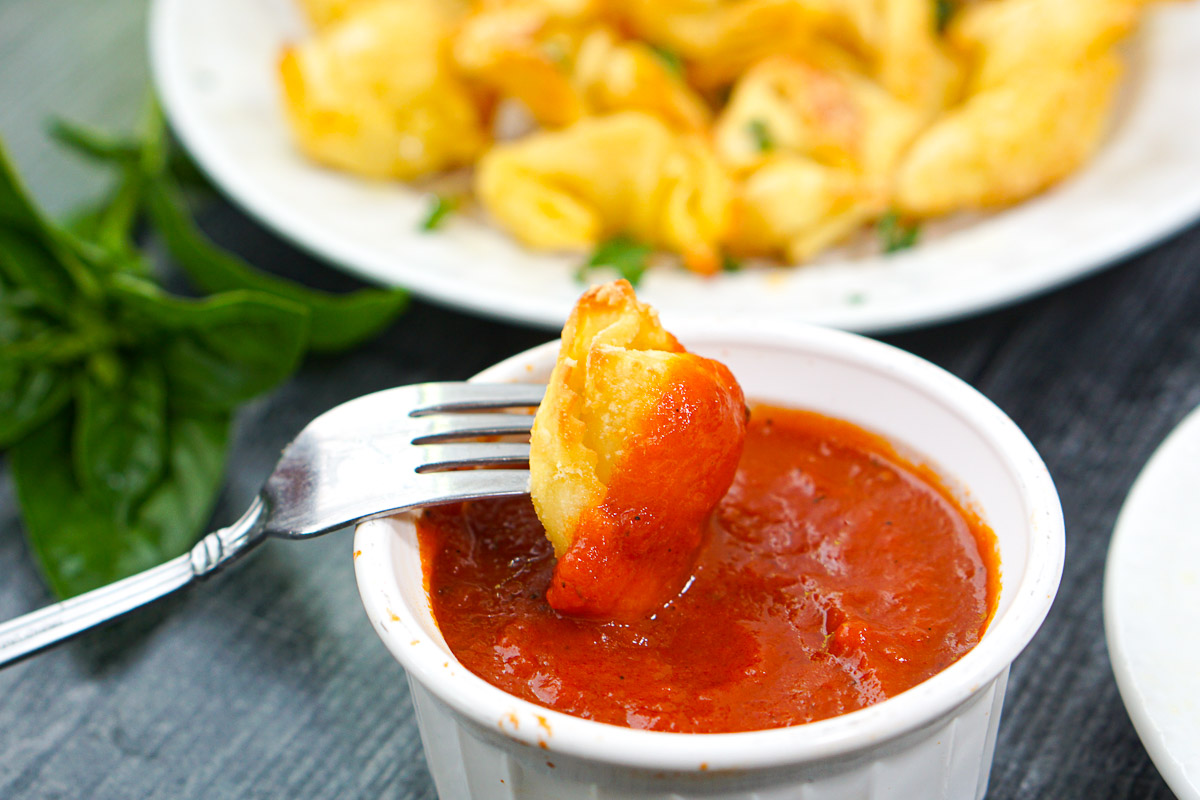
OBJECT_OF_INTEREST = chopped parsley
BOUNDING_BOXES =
[649,45,685,77]
[747,119,775,153]
[935,0,956,32]
[540,38,570,67]
[419,194,458,231]
[877,210,920,254]
[576,235,654,286]
[722,253,744,273]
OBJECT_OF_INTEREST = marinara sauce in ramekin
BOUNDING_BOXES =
[354,324,1063,800]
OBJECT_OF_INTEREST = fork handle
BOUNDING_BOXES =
[0,497,268,669]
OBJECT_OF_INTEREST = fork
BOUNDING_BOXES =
[0,381,545,669]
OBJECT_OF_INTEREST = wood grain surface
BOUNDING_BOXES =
[1,0,1197,797]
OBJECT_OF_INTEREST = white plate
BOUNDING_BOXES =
[149,0,1200,333]
[1105,404,1200,800]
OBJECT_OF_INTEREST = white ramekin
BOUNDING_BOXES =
[354,323,1064,800]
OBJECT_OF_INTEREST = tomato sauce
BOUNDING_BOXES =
[417,405,998,733]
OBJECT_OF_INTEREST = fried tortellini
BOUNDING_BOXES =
[826,0,962,115]
[296,0,377,28]
[279,0,1160,270]
[529,280,747,619]
[454,6,710,131]
[895,0,1130,215]
[279,0,485,180]
[714,56,924,178]
[948,0,1141,91]
[476,112,732,273]
[895,55,1121,215]
[614,0,845,88]
[730,156,879,262]
[714,57,920,258]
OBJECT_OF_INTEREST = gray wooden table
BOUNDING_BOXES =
[1,1,1197,797]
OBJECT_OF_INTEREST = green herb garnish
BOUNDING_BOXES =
[722,253,743,273]
[877,210,920,254]
[747,119,775,153]
[0,98,408,598]
[649,45,685,78]
[576,235,653,287]
[419,194,458,232]
[935,0,956,32]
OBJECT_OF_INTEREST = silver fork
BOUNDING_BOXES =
[0,381,544,669]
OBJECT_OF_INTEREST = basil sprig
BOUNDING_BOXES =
[0,100,408,598]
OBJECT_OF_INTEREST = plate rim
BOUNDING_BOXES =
[1104,402,1200,800]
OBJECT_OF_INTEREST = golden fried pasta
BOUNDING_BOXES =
[529,279,747,618]
[713,56,925,180]
[827,0,962,115]
[454,6,710,131]
[296,0,374,28]
[278,0,1157,269]
[895,54,1122,215]
[713,56,921,259]
[614,0,840,87]
[279,0,485,180]
[476,112,731,273]
[948,0,1141,91]
[730,155,880,262]
[453,2,594,127]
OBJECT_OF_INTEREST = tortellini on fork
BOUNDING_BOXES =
[530,279,747,619]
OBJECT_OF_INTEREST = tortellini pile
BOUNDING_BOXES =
[280,0,1157,272]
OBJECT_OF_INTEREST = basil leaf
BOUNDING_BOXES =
[48,118,141,164]
[0,364,70,448]
[61,171,152,279]
[109,275,309,411]
[73,356,167,517]
[51,113,211,192]
[12,412,129,598]
[134,410,231,560]
[0,228,75,315]
[0,140,105,299]
[0,141,53,237]
[0,302,71,446]
[11,407,230,598]
[144,180,408,353]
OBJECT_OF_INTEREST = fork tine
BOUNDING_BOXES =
[409,382,545,416]
[415,442,531,472]
[403,469,533,511]
[411,413,535,443]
